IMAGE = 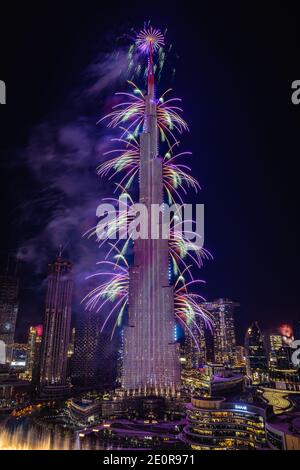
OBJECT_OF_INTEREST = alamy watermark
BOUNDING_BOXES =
[291,80,300,105]
[291,340,300,367]
[96,197,205,250]
[0,340,5,364]
[0,80,6,104]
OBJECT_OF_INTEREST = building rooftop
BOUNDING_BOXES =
[267,411,300,436]
[212,373,244,383]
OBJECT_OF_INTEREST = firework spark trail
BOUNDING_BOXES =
[83,252,213,337]
[98,82,188,146]
[98,138,199,202]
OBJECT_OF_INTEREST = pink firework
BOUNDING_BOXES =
[136,27,165,54]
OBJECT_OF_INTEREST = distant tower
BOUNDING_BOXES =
[39,253,73,398]
[122,30,180,396]
[0,258,19,364]
[25,325,42,384]
[202,299,238,365]
[245,321,269,384]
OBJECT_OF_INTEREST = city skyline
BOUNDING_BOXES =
[0,3,300,456]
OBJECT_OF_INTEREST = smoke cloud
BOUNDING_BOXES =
[16,48,130,304]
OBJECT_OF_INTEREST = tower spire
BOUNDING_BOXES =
[147,41,155,98]
[136,26,164,100]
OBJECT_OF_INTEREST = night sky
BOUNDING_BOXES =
[0,2,299,344]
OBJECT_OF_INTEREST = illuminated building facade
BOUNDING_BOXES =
[122,36,180,397]
[67,327,76,358]
[39,254,73,398]
[268,334,284,369]
[11,343,27,368]
[25,325,42,383]
[181,396,267,450]
[68,398,100,427]
[0,261,19,364]
[202,299,238,365]
[268,368,300,391]
[182,365,244,396]
[236,345,246,365]
[182,318,206,370]
[245,322,269,384]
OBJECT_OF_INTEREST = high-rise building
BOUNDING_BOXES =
[182,318,206,370]
[25,325,42,383]
[39,254,73,398]
[98,332,119,388]
[245,322,269,384]
[268,334,284,369]
[122,36,180,396]
[275,346,294,370]
[202,299,239,366]
[269,334,283,352]
[72,310,101,391]
[0,259,19,364]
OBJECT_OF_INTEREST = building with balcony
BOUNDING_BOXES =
[180,396,268,450]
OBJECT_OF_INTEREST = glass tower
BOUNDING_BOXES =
[39,254,73,398]
[202,298,238,366]
[245,321,269,384]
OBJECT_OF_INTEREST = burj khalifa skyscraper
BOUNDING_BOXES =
[87,26,210,398]
[122,29,180,396]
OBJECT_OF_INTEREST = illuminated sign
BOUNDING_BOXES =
[234,404,247,411]
[11,361,26,367]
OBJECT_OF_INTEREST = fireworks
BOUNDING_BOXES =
[85,26,212,345]
[136,27,165,54]
[98,137,196,202]
[99,82,188,147]
[83,259,129,337]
